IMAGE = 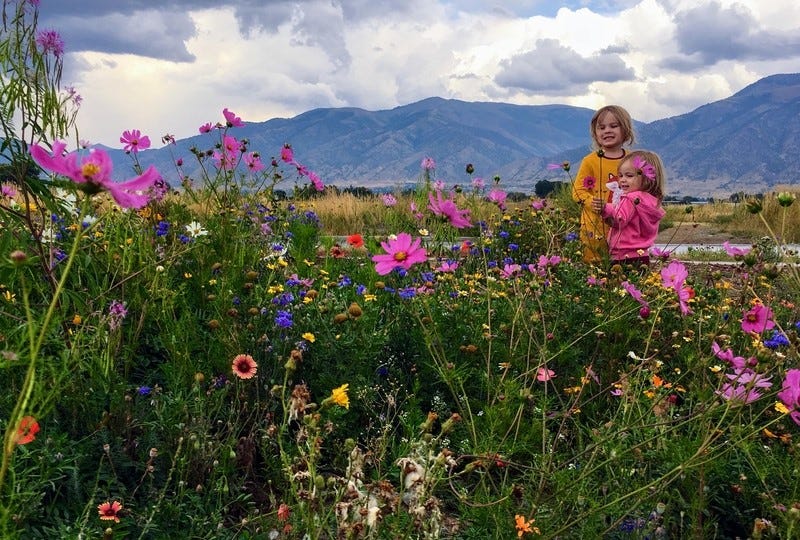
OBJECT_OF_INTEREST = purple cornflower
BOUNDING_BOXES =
[275,310,293,328]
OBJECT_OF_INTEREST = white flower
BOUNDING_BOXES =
[185,221,208,238]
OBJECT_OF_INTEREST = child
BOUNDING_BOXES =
[571,105,635,264]
[590,150,666,267]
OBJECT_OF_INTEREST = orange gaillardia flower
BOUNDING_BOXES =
[15,416,40,445]
[98,500,123,522]
[232,354,258,379]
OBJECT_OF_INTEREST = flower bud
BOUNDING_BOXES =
[745,199,763,214]
[776,192,796,207]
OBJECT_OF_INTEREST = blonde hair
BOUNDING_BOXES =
[590,105,635,149]
[619,150,666,201]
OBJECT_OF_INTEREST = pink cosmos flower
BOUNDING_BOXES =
[472,177,485,191]
[371,233,428,275]
[531,198,546,211]
[1,183,17,198]
[536,367,556,382]
[582,176,596,190]
[499,263,522,279]
[428,190,472,229]
[243,152,264,172]
[30,141,158,209]
[778,369,800,425]
[741,304,776,334]
[711,342,748,370]
[631,156,656,180]
[410,202,424,220]
[649,246,672,260]
[198,122,213,133]
[621,280,649,309]
[212,135,241,170]
[381,194,397,207]
[487,189,507,210]
[723,241,751,258]
[280,145,294,163]
[307,170,324,191]
[716,368,772,404]
[223,108,244,127]
[435,260,459,273]
[421,157,436,170]
[661,260,688,289]
[120,129,151,154]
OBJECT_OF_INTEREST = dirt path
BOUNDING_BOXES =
[656,222,754,246]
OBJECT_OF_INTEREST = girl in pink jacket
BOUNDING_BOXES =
[591,150,666,267]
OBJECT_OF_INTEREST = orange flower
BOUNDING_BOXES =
[98,500,123,522]
[232,354,258,379]
[14,416,39,445]
[346,234,364,248]
[515,514,540,536]
[277,502,291,521]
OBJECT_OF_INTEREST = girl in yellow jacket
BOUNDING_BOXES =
[571,105,635,264]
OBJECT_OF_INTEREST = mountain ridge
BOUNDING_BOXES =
[111,73,800,198]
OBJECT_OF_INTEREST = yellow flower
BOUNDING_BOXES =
[418,228,429,236]
[302,332,316,343]
[3,290,15,303]
[363,294,377,302]
[775,401,790,415]
[72,314,82,325]
[330,384,350,409]
[514,514,540,537]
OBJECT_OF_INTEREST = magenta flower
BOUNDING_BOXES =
[778,369,800,425]
[223,108,244,127]
[307,170,324,191]
[243,152,264,172]
[649,246,673,260]
[531,198,546,211]
[741,304,775,334]
[723,241,751,258]
[582,176,596,190]
[536,367,556,382]
[36,29,64,58]
[212,135,241,170]
[120,129,151,154]
[198,122,213,133]
[661,260,688,289]
[435,260,459,273]
[716,368,772,404]
[631,156,656,180]
[381,194,397,207]
[371,233,428,275]
[472,177,485,191]
[280,145,294,163]
[30,141,158,209]
[487,189,507,210]
[1,183,17,198]
[421,157,436,170]
[428,190,472,229]
[499,263,522,279]
[711,342,748,370]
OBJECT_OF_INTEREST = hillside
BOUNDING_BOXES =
[109,73,800,198]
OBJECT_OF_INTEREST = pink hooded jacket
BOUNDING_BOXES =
[601,191,665,262]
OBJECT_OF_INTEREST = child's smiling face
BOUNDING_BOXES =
[617,161,644,193]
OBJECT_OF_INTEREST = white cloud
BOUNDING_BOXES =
[44,0,800,147]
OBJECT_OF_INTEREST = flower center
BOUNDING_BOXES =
[393,251,407,262]
[746,313,758,323]
[236,360,250,372]
[81,162,100,179]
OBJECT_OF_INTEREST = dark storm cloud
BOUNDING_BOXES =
[494,38,635,95]
[660,1,800,69]
[38,1,421,65]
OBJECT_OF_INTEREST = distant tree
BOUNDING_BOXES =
[507,191,528,202]
[534,179,555,198]
[343,185,373,198]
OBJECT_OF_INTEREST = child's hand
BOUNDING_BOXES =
[591,197,604,213]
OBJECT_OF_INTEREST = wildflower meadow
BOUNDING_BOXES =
[3,2,800,539]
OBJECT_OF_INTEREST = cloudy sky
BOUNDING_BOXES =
[39,0,800,148]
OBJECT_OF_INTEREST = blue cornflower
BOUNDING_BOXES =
[179,234,191,244]
[487,260,497,268]
[275,310,293,328]
[286,276,301,287]
[499,230,510,239]
[356,284,366,295]
[137,386,152,396]
[508,243,519,251]
[399,287,416,299]
[565,232,579,242]
[338,275,352,288]
[764,329,790,349]
[272,293,295,306]
[421,272,434,283]
[395,268,408,278]
[155,220,170,237]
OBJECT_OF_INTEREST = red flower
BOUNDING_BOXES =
[97,500,123,523]
[582,176,596,190]
[346,234,364,248]
[232,354,258,379]
[330,244,345,258]
[277,503,291,521]
[15,416,40,445]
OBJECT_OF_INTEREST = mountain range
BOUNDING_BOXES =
[107,73,800,199]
